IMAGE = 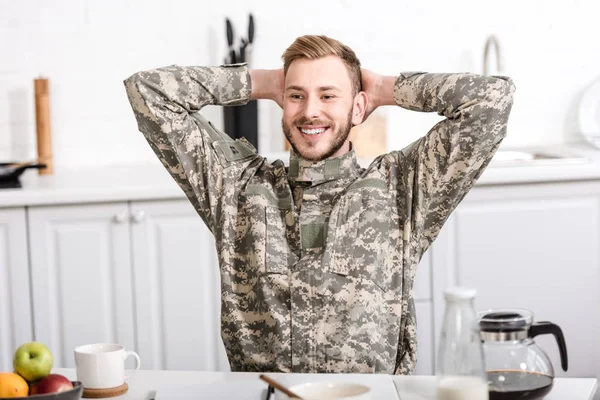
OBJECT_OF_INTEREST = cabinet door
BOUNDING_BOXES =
[130,199,227,371]
[0,208,32,370]
[414,249,432,301]
[413,301,434,375]
[432,191,600,378]
[28,203,135,367]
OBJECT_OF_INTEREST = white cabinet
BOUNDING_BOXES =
[414,300,434,375]
[28,203,136,368]
[413,250,432,302]
[26,199,226,371]
[431,182,600,379]
[0,208,33,371]
[129,200,228,371]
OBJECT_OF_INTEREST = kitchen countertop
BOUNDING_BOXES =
[4,144,600,208]
[53,368,598,400]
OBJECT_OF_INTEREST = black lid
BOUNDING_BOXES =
[478,309,533,333]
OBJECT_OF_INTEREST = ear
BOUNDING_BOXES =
[351,91,368,125]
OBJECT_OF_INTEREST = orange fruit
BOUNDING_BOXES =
[0,372,29,397]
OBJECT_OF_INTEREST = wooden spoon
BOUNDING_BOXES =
[259,374,303,399]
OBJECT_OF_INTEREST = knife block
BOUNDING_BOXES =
[223,100,258,150]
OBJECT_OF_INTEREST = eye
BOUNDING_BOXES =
[289,93,303,100]
[322,94,336,100]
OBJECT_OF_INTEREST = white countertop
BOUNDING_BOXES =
[53,368,597,400]
[1,163,185,207]
[4,144,600,208]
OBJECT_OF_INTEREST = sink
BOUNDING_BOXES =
[490,150,591,167]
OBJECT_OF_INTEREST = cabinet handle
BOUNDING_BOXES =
[132,210,146,223]
[113,212,128,224]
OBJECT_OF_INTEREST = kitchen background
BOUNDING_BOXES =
[2,0,600,397]
[1,0,599,166]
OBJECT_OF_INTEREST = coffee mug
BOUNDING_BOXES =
[74,343,141,389]
[275,382,371,400]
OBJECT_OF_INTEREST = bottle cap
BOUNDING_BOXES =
[444,286,477,301]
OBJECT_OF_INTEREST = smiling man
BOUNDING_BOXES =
[280,54,365,161]
[124,35,515,374]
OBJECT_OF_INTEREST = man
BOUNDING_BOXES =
[124,35,515,374]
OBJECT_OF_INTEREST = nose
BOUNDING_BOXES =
[302,96,322,119]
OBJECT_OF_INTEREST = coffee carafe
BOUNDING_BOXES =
[478,309,568,400]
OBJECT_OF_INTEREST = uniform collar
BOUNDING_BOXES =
[288,143,361,183]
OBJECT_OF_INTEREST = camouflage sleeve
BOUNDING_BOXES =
[123,64,257,233]
[393,72,515,250]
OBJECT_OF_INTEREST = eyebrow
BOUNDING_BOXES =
[285,85,342,92]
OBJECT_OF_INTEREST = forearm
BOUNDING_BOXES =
[124,64,251,117]
[393,72,514,116]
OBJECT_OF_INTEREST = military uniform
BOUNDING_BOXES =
[124,63,514,374]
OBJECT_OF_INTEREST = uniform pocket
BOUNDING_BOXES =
[323,191,393,292]
[351,196,393,292]
[323,197,358,277]
[241,184,294,275]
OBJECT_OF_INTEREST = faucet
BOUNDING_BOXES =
[483,35,503,76]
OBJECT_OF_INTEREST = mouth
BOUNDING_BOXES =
[297,125,331,138]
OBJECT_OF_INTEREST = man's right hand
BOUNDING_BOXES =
[250,69,284,108]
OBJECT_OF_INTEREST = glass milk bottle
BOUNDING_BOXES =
[436,287,489,400]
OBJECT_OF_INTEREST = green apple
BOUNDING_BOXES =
[13,342,54,382]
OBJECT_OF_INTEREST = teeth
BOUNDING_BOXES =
[300,128,326,135]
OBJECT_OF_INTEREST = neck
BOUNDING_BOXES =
[328,140,351,160]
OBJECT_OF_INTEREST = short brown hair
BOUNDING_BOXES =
[282,35,362,95]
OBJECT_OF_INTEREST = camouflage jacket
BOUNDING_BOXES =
[124,64,515,374]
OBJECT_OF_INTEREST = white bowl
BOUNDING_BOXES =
[274,381,371,400]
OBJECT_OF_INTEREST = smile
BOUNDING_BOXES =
[298,126,330,136]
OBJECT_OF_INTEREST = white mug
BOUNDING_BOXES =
[74,343,141,389]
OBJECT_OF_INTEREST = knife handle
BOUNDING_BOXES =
[226,18,234,46]
[248,14,254,43]
[239,39,247,63]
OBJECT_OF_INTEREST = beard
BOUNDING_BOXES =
[282,108,353,162]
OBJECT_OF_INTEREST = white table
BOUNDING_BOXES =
[54,368,598,400]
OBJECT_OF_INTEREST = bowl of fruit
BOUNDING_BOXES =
[0,342,82,400]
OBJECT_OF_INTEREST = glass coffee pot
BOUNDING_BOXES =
[478,309,568,400]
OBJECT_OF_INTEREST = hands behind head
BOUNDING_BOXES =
[271,69,285,109]
[360,69,383,122]
[249,69,284,108]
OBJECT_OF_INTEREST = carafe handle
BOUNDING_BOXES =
[529,321,568,372]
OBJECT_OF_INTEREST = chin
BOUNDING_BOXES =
[295,145,330,161]
[301,153,327,162]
